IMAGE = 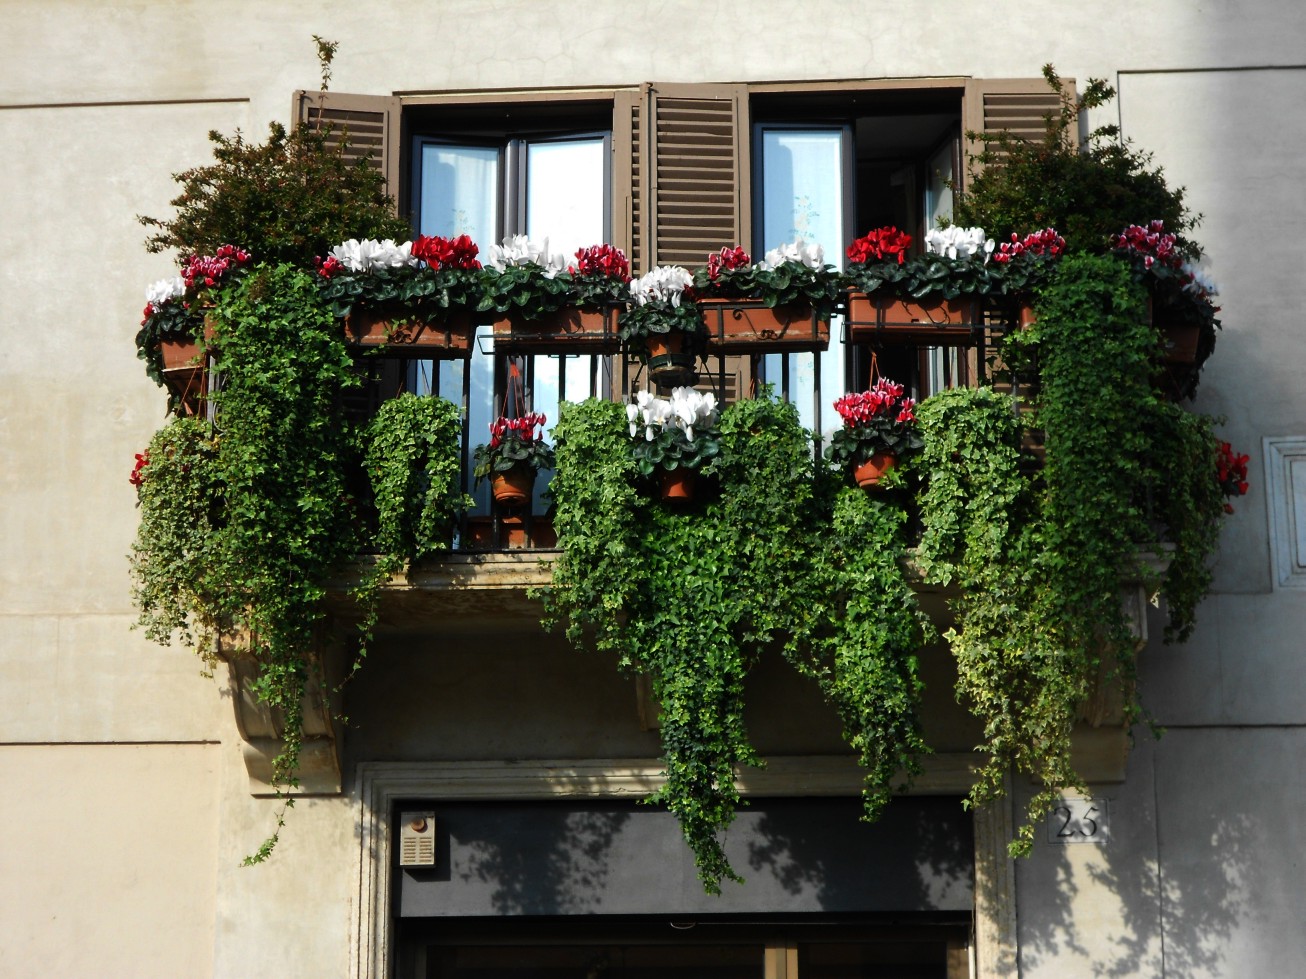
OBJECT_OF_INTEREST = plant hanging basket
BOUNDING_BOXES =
[491,464,535,507]
[853,453,896,490]
[647,332,698,388]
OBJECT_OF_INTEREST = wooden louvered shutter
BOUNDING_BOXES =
[642,82,751,272]
[292,90,403,208]
[615,83,753,402]
[960,78,1075,187]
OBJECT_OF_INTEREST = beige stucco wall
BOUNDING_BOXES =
[3,2,1305,976]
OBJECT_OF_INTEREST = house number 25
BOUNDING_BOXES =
[1047,798,1109,844]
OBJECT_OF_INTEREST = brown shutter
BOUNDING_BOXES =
[614,84,755,404]
[960,77,1075,185]
[633,82,752,274]
[292,90,403,209]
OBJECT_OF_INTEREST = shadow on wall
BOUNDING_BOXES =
[456,806,631,915]
[1015,757,1252,976]
[745,796,975,912]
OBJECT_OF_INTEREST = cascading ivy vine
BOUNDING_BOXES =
[358,391,471,601]
[543,392,927,892]
[917,253,1229,854]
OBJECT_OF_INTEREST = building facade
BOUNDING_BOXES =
[2,3,1305,976]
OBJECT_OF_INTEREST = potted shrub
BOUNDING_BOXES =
[954,65,1199,257]
[844,226,997,341]
[316,234,482,354]
[472,411,555,507]
[484,240,632,353]
[826,378,923,488]
[618,265,704,387]
[691,239,840,352]
[626,387,721,501]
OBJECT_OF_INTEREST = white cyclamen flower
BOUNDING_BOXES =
[667,387,718,442]
[487,235,568,277]
[630,266,693,307]
[925,226,995,262]
[757,238,824,271]
[330,238,418,273]
[1181,262,1219,298]
[145,276,186,306]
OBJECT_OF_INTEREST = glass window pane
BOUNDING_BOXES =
[758,129,847,444]
[524,137,606,259]
[419,143,500,242]
[524,136,606,510]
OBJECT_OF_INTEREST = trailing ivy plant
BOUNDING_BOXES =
[915,385,1062,854]
[130,262,362,863]
[130,416,225,663]
[357,392,471,617]
[543,392,927,892]
[916,253,1226,855]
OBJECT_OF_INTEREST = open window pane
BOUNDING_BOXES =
[524,136,606,259]
[757,127,848,442]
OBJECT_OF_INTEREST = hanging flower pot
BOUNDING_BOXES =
[660,467,696,502]
[853,453,897,489]
[490,463,535,507]
[647,331,698,388]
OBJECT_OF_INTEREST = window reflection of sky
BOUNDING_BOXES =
[417,137,606,513]
[760,129,845,442]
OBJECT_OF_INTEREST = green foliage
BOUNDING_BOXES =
[694,259,844,315]
[1141,405,1226,642]
[845,252,1002,300]
[362,393,471,570]
[954,65,1198,255]
[129,417,225,659]
[543,393,926,892]
[630,426,722,476]
[477,264,572,318]
[130,262,361,861]
[916,254,1228,856]
[317,264,483,320]
[916,385,1065,854]
[617,300,704,342]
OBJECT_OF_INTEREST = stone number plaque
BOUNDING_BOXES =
[1047,798,1109,844]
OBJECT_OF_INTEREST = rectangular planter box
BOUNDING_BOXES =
[846,292,983,343]
[491,305,620,354]
[699,299,830,353]
[345,307,474,357]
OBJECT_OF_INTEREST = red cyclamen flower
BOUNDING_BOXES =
[847,227,913,266]
[706,246,752,281]
[129,451,150,488]
[572,244,631,282]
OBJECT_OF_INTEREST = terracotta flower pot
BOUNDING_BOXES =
[659,467,696,502]
[853,453,896,489]
[490,465,535,507]
[846,292,981,343]
[345,306,474,357]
